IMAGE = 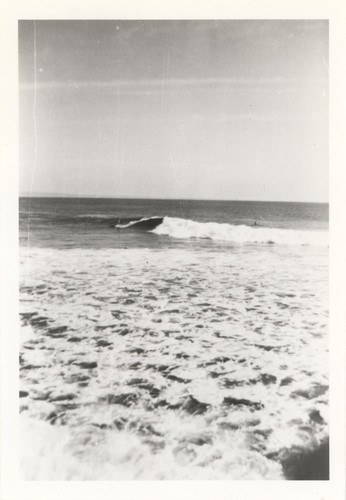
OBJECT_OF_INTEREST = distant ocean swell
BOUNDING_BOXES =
[115,216,328,247]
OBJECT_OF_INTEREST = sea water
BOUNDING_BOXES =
[19,197,328,480]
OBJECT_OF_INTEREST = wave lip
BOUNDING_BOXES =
[150,217,328,247]
[116,216,164,231]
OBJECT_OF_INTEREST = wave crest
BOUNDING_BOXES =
[116,217,164,231]
[150,217,328,247]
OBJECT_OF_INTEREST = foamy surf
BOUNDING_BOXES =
[150,217,328,247]
[20,414,285,480]
[19,245,328,480]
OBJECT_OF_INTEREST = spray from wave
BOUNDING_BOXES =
[116,216,328,247]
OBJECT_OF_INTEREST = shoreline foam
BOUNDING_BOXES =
[19,245,328,480]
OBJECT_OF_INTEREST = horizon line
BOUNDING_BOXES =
[19,193,329,204]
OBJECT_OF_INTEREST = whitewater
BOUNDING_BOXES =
[148,216,327,247]
[114,215,328,247]
[19,241,328,480]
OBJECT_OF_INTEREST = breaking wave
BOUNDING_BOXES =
[121,216,328,247]
[116,216,164,231]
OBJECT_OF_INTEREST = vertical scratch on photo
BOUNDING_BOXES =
[161,51,185,220]
[160,54,167,117]
[322,56,329,75]
[114,84,120,194]
[78,144,83,211]
[96,120,101,196]
[167,142,187,232]
[25,20,38,284]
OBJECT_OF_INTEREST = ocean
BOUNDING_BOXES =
[19,197,329,480]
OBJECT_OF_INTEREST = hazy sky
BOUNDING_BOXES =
[19,20,328,201]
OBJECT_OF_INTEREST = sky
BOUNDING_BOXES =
[18,20,328,201]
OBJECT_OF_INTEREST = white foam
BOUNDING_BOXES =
[19,245,329,480]
[151,217,328,247]
[20,415,284,480]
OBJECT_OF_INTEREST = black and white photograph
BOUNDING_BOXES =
[16,18,331,481]
[1,3,346,497]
